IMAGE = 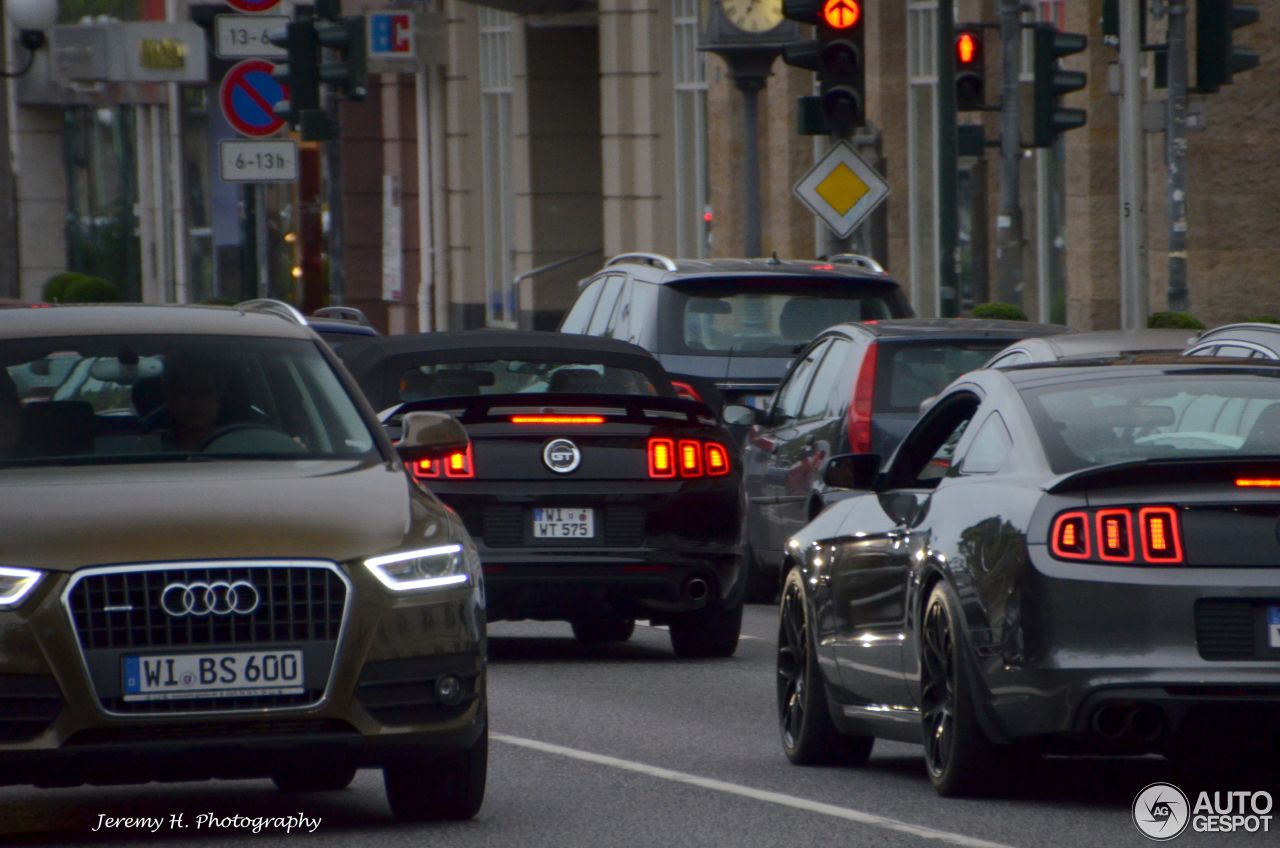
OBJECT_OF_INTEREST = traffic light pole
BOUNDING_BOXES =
[937,0,958,316]
[996,0,1023,307]
[1118,0,1148,329]
[1166,1,1190,313]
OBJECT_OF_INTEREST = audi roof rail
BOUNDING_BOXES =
[828,253,886,275]
[606,251,679,272]
[235,298,309,327]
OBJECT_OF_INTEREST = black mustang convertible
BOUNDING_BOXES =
[340,331,745,657]
[778,360,1280,795]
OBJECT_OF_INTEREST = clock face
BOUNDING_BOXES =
[721,0,784,33]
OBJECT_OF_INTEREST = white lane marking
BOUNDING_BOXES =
[493,734,1016,848]
[638,622,764,641]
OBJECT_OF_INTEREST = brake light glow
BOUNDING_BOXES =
[705,442,730,476]
[847,343,878,454]
[648,437,730,478]
[649,438,675,478]
[408,445,474,480]
[1235,478,1280,488]
[510,415,605,425]
[1050,506,1183,565]
[1050,511,1090,560]
[1139,506,1183,563]
[679,440,703,476]
[1096,509,1134,562]
[671,381,703,403]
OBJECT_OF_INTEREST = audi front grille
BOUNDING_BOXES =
[62,561,350,716]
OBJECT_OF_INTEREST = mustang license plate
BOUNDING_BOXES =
[532,507,595,539]
[1269,606,1280,649]
[122,649,304,702]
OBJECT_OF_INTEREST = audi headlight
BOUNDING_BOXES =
[0,567,43,609]
[363,544,469,592]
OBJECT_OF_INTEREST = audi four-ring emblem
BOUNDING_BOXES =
[159,580,260,617]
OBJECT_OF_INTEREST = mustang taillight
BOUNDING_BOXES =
[1050,511,1090,560]
[409,444,475,480]
[1138,506,1183,562]
[705,442,730,476]
[648,438,675,478]
[1096,509,1134,562]
[648,438,731,479]
[1049,506,1183,565]
[679,440,703,476]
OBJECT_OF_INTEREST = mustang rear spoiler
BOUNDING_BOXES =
[1047,456,1280,494]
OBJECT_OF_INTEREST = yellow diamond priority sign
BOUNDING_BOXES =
[794,141,889,239]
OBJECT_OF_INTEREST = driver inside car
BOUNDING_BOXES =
[161,354,223,451]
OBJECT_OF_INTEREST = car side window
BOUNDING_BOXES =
[587,276,625,336]
[1214,344,1257,359]
[561,279,604,334]
[800,338,850,418]
[885,393,982,489]
[625,282,661,345]
[604,277,633,339]
[955,411,1012,475]
[772,341,828,424]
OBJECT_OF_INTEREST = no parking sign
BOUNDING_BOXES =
[220,59,288,138]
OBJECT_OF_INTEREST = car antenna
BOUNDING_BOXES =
[724,344,734,383]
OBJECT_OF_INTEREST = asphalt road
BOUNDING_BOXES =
[2,605,1272,846]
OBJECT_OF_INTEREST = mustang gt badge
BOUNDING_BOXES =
[543,439,582,474]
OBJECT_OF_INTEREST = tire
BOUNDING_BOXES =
[271,765,357,792]
[777,568,874,766]
[919,582,1014,797]
[384,722,487,821]
[744,544,778,604]
[571,618,635,643]
[669,603,743,658]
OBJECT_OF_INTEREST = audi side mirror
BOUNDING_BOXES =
[822,453,881,490]
[396,411,470,462]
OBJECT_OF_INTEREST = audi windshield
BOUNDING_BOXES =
[0,335,378,464]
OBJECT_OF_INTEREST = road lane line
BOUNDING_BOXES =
[493,733,1015,848]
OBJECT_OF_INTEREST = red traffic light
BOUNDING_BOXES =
[956,31,980,65]
[822,0,860,30]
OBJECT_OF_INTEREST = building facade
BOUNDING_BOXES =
[4,1,1279,333]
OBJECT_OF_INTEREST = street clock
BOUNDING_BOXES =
[703,0,798,49]
[721,0,784,34]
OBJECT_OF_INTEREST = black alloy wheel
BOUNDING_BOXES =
[776,569,873,765]
[920,582,1013,796]
[384,719,488,821]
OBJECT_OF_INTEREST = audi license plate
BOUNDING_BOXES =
[1269,606,1280,649]
[532,507,595,539]
[122,650,303,702]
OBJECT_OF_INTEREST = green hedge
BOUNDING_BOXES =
[62,276,121,303]
[970,301,1028,321]
[1147,311,1205,330]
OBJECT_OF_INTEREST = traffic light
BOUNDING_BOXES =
[1196,2,1259,92]
[268,19,319,131]
[1027,23,1087,147]
[783,0,865,136]
[315,0,368,102]
[817,0,865,134]
[954,27,984,111]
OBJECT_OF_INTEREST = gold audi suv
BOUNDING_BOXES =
[0,305,486,821]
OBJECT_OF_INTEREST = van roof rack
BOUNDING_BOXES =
[828,253,886,274]
[312,305,372,327]
[235,298,309,326]
[606,252,679,272]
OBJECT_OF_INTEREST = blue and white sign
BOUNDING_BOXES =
[368,12,415,60]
